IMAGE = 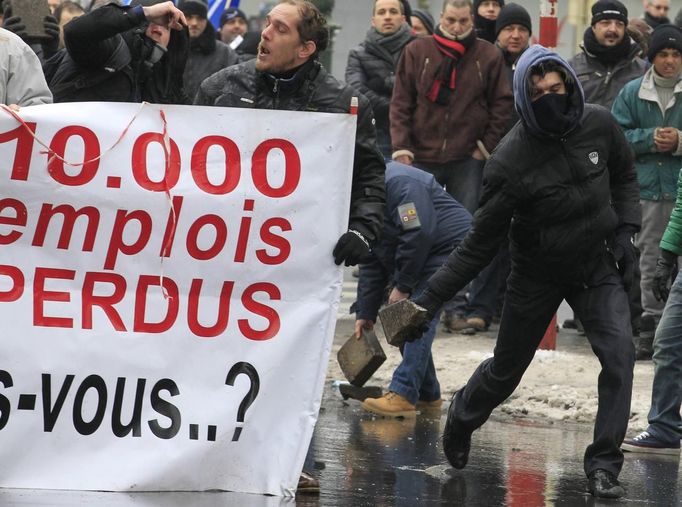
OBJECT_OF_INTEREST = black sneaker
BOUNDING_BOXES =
[587,469,625,498]
[442,391,471,469]
[622,430,681,455]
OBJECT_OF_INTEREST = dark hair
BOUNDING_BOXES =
[373,0,405,15]
[54,0,85,23]
[280,0,329,53]
[527,60,574,95]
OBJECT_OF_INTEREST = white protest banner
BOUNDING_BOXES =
[0,102,355,496]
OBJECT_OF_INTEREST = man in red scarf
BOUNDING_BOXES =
[390,0,512,330]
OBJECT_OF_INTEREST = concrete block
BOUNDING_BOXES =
[337,328,386,387]
[378,299,428,347]
[338,383,383,401]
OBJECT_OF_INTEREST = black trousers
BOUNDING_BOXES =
[450,253,635,477]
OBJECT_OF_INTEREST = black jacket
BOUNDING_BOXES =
[185,23,238,101]
[61,4,189,104]
[427,103,641,302]
[195,58,386,244]
[345,26,415,134]
[425,47,640,301]
[569,42,647,109]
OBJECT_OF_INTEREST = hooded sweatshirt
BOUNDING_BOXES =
[423,44,640,298]
[513,44,584,138]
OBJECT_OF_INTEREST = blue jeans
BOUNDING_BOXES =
[389,283,442,405]
[646,269,682,444]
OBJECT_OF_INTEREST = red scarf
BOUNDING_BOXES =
[427,31,467,105]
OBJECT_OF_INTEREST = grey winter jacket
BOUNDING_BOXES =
[194,58,386,244]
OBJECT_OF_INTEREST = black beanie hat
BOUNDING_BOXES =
[179,0,208,19]
[648,24,682,61]
[474,0,504,16]
[590,0,628,26]
[411,8,434,35]
[399,0,412,25]
[495,3,531,38]
[220,8,247,27]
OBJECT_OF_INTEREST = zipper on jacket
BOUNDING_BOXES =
[421,58,430,82]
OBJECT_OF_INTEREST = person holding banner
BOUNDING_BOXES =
[355,162,471,418]
[195,0,386,267]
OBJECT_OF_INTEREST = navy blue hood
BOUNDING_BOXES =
[513,45,585,138]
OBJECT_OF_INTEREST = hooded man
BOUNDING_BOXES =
[180,0,237,100]
[399,45,640,499]
[345,0,415,158]
[473,0,502,43]
[50,0,189,104]
[569,0,647,109]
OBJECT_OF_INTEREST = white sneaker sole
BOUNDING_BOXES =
[621,442,681,455]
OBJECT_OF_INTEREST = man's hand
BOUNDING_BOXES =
[408,290,442,336]
[354,319,374,338]
[142,1,187,30]
[388,287,409,305]
[652,249,677,302]
[613,230,637,292]
[471,148,485,161]
[3,16,27,39]
[654,127,679,153]
[395,155,412,165]
[333,229,370,266]
[41,15,60,58]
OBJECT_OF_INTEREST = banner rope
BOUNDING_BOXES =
[0,102,147,167]
[1,102,177,301]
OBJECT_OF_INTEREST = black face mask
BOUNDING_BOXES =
[531,93,573,136]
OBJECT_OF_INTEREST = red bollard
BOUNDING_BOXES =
[538,314,557,350]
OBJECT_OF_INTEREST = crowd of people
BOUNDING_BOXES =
[0,0,680,500]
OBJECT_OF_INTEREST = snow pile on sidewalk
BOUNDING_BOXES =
[327,329,654,433]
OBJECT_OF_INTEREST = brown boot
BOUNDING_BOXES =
[442,314,469,333]
[461,317,488,335]
[416,398,444,415]
[361,392,416,418]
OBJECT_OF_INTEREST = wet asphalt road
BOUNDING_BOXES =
[302,382,681,506]
[1,271,680,506]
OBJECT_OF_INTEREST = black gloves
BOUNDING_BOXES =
[652,249,678,302]
[333,229,370,266]
[3,16,26,38]
[613,230,637,293]
[42,15,60,59]
[406,289,443,341]
[3,15,59,57]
